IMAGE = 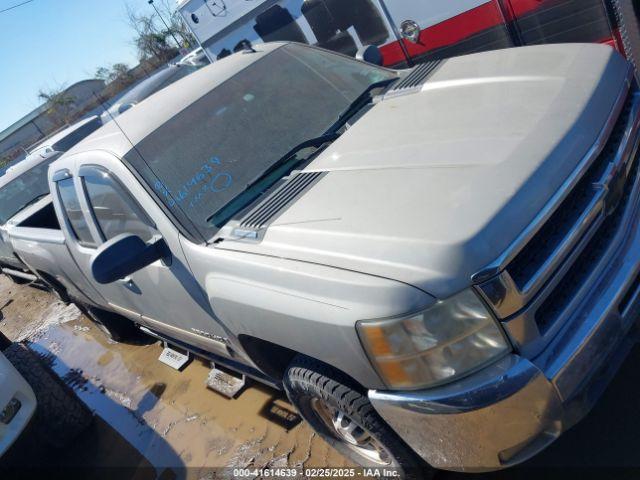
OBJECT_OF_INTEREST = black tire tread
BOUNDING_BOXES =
[3,343,93,448]
[284,355,431,479]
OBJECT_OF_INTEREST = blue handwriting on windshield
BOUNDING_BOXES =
[154,156,233,209]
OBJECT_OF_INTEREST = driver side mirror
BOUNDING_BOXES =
[91,234,170,284]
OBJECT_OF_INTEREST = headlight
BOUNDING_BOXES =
[357,289,510,390]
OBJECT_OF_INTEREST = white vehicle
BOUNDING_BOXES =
[0,350,36,459]
[177,47,210,67]
[0,332,92,464]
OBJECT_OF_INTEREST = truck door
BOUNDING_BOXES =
[380,0,514,64]
[51,153,232,357]
[499,0,617,48]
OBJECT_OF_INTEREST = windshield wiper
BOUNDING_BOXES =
[207,132,339,227]
[245,132,340,189]
[328,78,397,132]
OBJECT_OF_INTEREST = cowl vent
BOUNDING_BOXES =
[385,60,443,98]
[232,171,325,240]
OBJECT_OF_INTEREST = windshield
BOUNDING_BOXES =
[0,158,56,224]
[127,44,396,240]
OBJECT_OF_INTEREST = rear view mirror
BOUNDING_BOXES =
[91,234,169,284]
[356,45,383,66]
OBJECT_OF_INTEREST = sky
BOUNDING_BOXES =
[0,0,152,132]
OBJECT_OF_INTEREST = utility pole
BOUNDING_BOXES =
[148,0,182,48]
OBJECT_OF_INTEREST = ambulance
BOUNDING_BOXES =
[177,0,640,68]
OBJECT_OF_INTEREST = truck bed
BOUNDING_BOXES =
[7,197,104,307]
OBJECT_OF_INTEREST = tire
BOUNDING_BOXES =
[0,330,11,351]
[81,305,151,344]
[36,272,70,304]
[3,343,93,448]
[284,355,432,479]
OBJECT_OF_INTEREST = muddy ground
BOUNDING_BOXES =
[1,275,640,479]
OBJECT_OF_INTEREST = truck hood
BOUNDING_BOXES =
[220,44,630,298]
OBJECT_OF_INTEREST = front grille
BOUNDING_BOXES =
[508,95,634,290]
[536,148,640,332]
[476,78,640,353]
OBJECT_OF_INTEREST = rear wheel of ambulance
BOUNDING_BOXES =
[284,355,432,479]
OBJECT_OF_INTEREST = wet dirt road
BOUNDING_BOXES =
[1,275,640,479]
[0,276,352,478]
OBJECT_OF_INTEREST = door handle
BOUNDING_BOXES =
[119,277,135,288]
[118,276,142,294]
[400,19,421,44]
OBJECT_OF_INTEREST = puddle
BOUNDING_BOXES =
[0,275,352,475]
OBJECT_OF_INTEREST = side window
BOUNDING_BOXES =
[82,169,155,243]
[57,178,96,247]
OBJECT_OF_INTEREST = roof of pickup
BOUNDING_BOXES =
[64,42,285,159]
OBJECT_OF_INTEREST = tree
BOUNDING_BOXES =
[95,66,111,82]
[126,4,178,62]
[95,63,133,85]
[157,0,196,49]
[37,86,77,127]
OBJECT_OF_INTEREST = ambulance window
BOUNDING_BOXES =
[253,5,307,44]
[301,0,389,57]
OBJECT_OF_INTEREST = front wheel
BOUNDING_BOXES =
[284,355,431,479]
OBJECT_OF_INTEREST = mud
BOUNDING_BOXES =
[3,275,640,478]
[0,276,352,477]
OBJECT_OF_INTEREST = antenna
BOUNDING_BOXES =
[91,92,137,149]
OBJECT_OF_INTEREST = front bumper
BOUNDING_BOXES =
[369,171,640,472]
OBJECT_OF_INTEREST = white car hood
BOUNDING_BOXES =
[221,44,630,298]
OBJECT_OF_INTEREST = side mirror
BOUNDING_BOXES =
[91,234,169,284]
[356,45,383,66]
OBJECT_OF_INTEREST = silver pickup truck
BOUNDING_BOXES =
[7,41,640,475]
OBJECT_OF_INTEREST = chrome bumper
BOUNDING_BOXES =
[369,167,640,471]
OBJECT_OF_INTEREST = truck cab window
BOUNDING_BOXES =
[57,178,96,247]
[82,170,155,243]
